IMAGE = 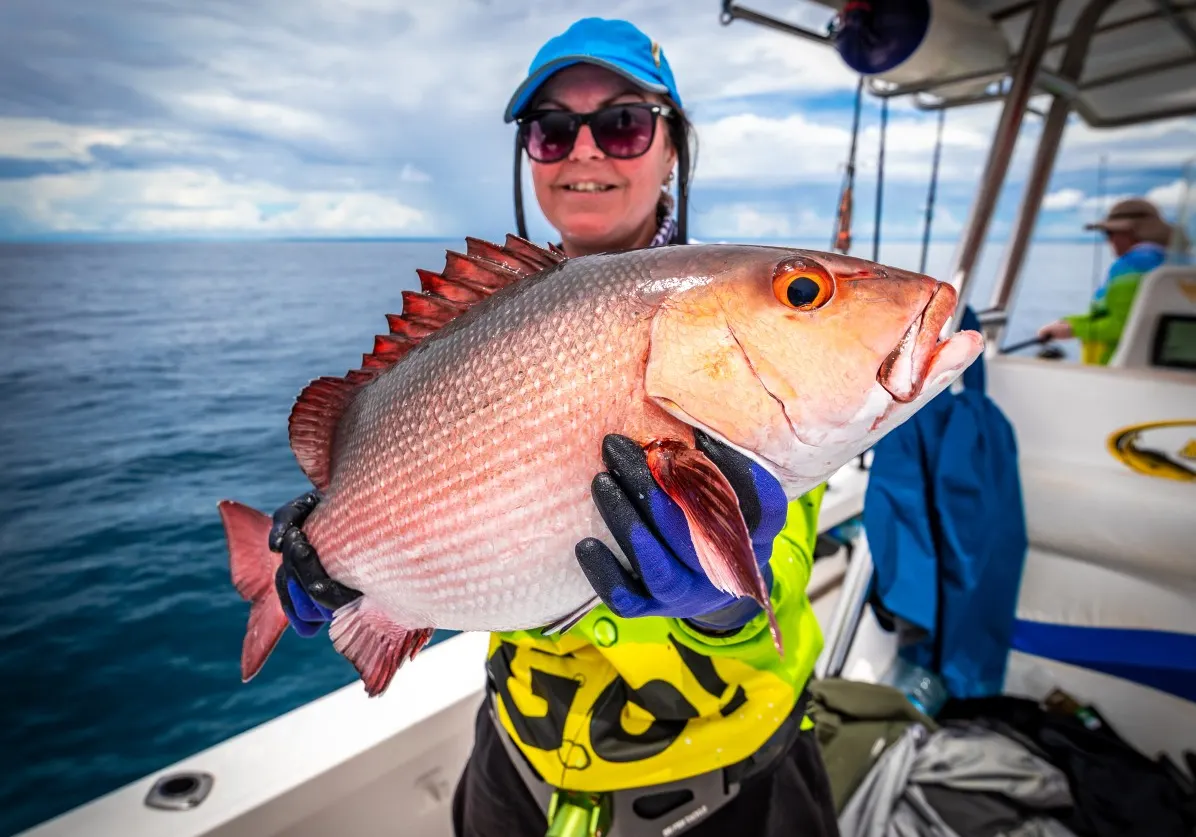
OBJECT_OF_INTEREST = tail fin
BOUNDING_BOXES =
[218,499,289,682]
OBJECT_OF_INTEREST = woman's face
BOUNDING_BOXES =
[526,63,677,256]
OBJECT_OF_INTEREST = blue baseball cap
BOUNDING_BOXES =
[503,18,683,124]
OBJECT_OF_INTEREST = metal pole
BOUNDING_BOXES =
[919,110,945,274]
[815,533,875,681]
[719,0,831,45]
[944,0,1061,328]
[986,98,1071,322]
[1091,154,1107,294]
[988,0,1121,327]
[873,97,888,263]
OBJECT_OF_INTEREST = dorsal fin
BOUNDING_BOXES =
[287,235,566,491]
[400,290,468,329]
[466,234,564,274]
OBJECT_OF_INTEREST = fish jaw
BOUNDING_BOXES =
[869,327,985,436]
[877,280,962,402]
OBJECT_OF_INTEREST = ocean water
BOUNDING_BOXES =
[0,237,1103,836]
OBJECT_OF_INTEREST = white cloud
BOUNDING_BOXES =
[0,167,429,235]
[0,117,183,162]
[398,163,431,183]
[1145,177,1193,211]
[2,0,1195,240]
[695,107,996,186]
[1042,176,1191,217]
[1042,188,1085,211]
[1052,118,1196,173]
[695,202,829,240]
[175,92,338,141]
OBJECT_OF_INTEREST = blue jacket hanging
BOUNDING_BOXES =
[863,306,1029,698]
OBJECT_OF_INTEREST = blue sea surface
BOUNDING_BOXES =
[0,238,1099,836]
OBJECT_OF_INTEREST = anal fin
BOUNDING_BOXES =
[643,439,783,657]
[328,598,433,697]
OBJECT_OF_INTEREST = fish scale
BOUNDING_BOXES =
[219,236,984,696]
[303,249,665,631]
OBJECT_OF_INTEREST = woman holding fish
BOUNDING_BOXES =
[230,15,980,837]
[264,19,839,837]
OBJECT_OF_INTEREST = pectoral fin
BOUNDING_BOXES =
[643,439,783,656]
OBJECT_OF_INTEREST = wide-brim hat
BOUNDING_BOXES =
[1085,197,1175,246]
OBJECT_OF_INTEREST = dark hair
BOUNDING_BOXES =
[658,95,697,236]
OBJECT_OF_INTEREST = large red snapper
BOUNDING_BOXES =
[218,236,983,696]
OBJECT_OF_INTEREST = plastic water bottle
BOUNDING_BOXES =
[884,656,949,717]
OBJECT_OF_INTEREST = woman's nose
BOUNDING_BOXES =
[568,125,604,161]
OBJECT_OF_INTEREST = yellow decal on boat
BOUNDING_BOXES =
[1106,420,1196,482]
[1178,280,1196,303]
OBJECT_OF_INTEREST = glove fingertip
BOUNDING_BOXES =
[287,578,326,624]
[600,434,652,480]
[692,427,733,462]
[276,578,322,637]
[575,535,615,572]
[291,617,324,638]
[575,537,649,619]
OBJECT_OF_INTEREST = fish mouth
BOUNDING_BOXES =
[877,282,959,403]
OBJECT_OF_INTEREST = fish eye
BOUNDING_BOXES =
[772,258,834,311]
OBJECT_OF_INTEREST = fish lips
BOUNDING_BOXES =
[877,282,958,403]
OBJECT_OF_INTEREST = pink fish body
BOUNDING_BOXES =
[219,236,983,696]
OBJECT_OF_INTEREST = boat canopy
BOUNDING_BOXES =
[729,0,1196,128]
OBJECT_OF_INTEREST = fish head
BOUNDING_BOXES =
[643,246,985,497]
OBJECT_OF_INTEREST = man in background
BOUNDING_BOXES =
[1038,197,1177,365]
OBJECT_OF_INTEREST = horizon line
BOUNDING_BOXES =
[0,233,1105,245]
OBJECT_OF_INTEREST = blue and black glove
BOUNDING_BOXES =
[268,490,361,637]
[575,431,788,634]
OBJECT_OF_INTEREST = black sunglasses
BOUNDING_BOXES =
[517,102,674,164]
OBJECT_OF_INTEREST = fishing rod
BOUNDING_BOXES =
[998,335,1065,359]
[999,335,1047,354]
[831,77,865,253]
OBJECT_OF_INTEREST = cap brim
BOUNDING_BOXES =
[503,55,670,123]
[1084,219,1134,232]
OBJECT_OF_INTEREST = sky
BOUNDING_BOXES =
[0,0,1194,245]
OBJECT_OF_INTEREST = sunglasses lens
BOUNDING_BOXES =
[524,112,577,162]
[591,105,657,158]
[523,105,661,163]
